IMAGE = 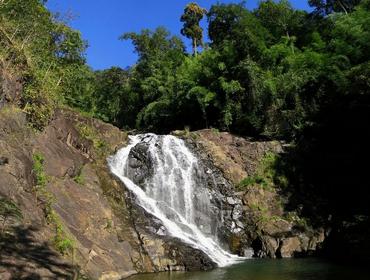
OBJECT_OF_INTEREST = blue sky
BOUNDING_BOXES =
[46,1,312,70]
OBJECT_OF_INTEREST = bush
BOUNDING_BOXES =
[32,152,48,187]
[238,151,288,190]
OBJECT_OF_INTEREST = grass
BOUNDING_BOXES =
[238,151,288,191]
[238,175,268,189]
[32,153,49,187]
[211,127,220,136]
[46,209,75,255]
[73,166,85,185]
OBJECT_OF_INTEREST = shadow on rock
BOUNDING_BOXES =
[0,225,77,279]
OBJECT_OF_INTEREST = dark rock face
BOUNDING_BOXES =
[164,239,216,271]
[126,140,153,188]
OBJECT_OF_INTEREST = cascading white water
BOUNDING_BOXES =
[108,134,243,267]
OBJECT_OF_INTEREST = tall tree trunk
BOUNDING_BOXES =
[193,38,197,56]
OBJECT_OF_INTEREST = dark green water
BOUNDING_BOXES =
[128,258,370,280]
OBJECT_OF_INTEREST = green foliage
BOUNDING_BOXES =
[330,2,370,64]
[32,152,55,224]
[239,175,268,189]
[93,67,129,125]
[119,27,186,132]
[3,0,369,147]
[61,64,95,112]
[286,212,309,229]
[309,0,361,15]
[94,0,365,139]
[73,166,85,185]
[46,208,75,255]
[0,0,91,129]
[32,152,48,187]
[255,0,300,42]
[208,2,269,60]
[180,2,207,55]
[238,151,288,190]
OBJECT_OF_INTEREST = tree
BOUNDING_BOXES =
[208,2,269,60]
[255,0,301,46]
[93,67,129,125]
[180,2,207,56]
[119,27,186,131]
[309,0,361,15]
[0,0,90,129]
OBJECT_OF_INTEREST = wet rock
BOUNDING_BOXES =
[126,142,153,188]
[123,133,247,256]
[124,192,217,273]
[164,239,216,271]
[243,248,254,258]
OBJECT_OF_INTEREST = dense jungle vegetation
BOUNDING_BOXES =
[1,0,368,138]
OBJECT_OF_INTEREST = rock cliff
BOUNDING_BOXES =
[0,107,328,279]
[178,129,326,259]
[0,108,213,279]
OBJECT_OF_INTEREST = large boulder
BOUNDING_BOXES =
[126,137,154,188]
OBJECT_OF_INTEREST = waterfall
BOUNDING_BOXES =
[108,134,243,267]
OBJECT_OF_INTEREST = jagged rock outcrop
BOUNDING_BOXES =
[177,129,327,259]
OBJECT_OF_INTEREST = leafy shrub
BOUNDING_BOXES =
[46,209,74,255]
[32,152,48,187]
[238,151,289,190]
